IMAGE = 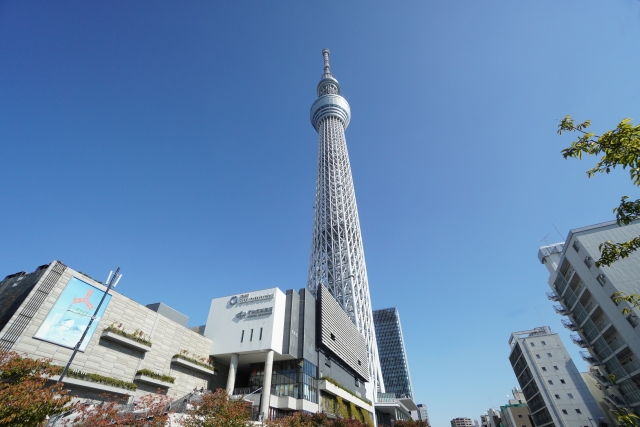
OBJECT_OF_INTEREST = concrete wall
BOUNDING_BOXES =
[1,261,213,401]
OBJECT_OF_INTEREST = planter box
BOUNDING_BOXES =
[134,374,173,389]
[317,380,373,413]
[101,330,151,352]
[56,375,134,395]
[171,357,216,376]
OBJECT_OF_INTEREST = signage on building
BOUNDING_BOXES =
[34,277,112,351]
[235,307,273,319]
[229,293,274,306]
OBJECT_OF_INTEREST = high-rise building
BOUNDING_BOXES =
[373,307,414,399]
[539,220,640,413]
[306,49,383,397]
[500,388,532,427]
[508,327,604,427]
[451,417,474,427]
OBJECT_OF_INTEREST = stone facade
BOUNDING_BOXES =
[0,261,214,401]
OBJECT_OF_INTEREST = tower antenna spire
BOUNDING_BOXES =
[322,48,331,77]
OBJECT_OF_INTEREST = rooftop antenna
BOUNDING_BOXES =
[534,306,546,327]
[57,267,122,384]
[540,233,550,246]
[551,222,565,241]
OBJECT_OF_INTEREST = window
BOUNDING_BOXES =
[555,394,560,399]
[259,328,263,340]
[547,353,552,357]
[530,342,535,347]
[627,315,639,328]
[568,393,574,399]
[518,415,523,419]
[536,354,541,359]
[612,293,621,306]
[241,330,244,342]
[560,379,566,384]
[573,241,580,252]
[325,357,331,367]
[576,409,582,414]
[250,329,253,341]
[541,341,546,345]
[554,366,559,370]
[548,380,553,385]
[330,333,336,341]
[562,410,568,415]
[585,256,592,268]
[355,378,360,387]
[542,367,547,371]
[597,274,606,286]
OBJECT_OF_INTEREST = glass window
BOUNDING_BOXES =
[541,341,546,345]
[547,353,552,357]
[259,328,263,340]
[518,415,523,419]
[560,379,566,384]
[568,393,573,398]
[250,329,253,341]
[562,410,568,415]
[542,367,547,371]
[555,394,560,399]
[530,342,535,347]
[536,354,541,359]
[548,380,553,385]
[554,366,559,370]
[241,330,244,342]
[576,409,581,414]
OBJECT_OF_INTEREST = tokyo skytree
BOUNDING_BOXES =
[307,49,385,397]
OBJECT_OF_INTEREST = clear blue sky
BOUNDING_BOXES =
[2,1,640,425]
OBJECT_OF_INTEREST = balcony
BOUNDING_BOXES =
[571,334,588,347]
[623,359,640,376]
[546,292,561,301]
[589,368,613,387]
[561,319,579,331]
[580,351,601,365]
[608,338,627,353]
[554,305,569,316]
[595,317,612,333]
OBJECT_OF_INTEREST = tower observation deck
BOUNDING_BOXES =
[307,49,385,398]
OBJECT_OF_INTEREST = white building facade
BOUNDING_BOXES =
[539,221,640,413]
[508,327,604,427]
[205,286,374,422]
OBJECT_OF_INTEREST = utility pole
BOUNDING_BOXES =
[57,268,122,384]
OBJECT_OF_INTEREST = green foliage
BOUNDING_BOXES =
[173,350,215,371]
[0,351,71,427]
[336,396,349,419]
[57,366,137,390]
[559,115,640,267]
[349,402,363,422]
[393,421,429,427]
[180,389,251,427]
[136,369,175,384]
[105,323,152,346]
[320,376,371,405]
[361,411,373,427]
[611,407,640,427]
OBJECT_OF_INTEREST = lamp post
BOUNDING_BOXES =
[57,268,122,384]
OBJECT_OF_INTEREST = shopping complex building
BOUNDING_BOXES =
[0,260,383,423]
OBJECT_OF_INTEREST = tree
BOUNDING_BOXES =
[63,391,172,427]
[180,389,251,427]
[393,420,429,427]
[611,407,640,427]
[0,351,71,427]
[559,116,640,267]
[266,412,329,427]
[559,116,640,308]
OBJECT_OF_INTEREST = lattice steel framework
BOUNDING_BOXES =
[307,49,385,396]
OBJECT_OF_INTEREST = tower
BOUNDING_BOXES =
[307,48,385,397]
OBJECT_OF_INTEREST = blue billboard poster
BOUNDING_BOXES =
[34,277,112,351]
